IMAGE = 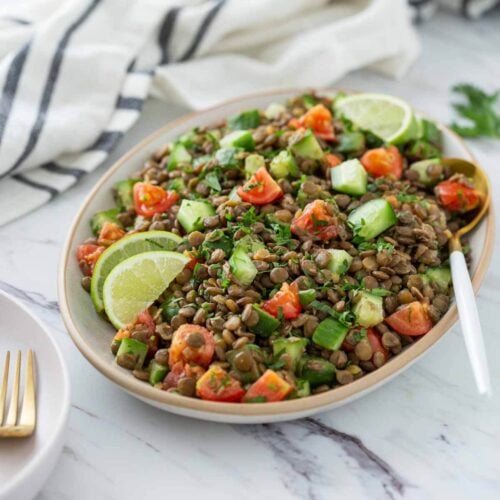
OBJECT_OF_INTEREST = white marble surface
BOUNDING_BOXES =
[1,10,499,500]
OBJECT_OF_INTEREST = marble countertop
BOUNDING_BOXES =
[1,10,499,500]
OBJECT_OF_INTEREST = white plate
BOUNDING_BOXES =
[59,89,494,423]
[0,290,70,500]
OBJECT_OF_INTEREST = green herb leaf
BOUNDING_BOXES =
[204,170,222,192]
[368,288,393,297]
[215,147,242,167]
[270,222,292,246]
[450,83,500,139]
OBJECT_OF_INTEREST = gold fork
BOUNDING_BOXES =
[0,351,36,438]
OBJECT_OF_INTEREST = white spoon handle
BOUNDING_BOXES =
[450,250,492,396]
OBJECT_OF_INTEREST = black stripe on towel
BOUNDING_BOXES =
[3,0,101,178]
[178,0,226,62]
[40,162,86,178]
[158,7,181,65]
[0,42,31,146]
[116,96,143,111]
[12,173,58,197]
[89,131,123,152]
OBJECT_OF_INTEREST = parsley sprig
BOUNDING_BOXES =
[450,83,500,139]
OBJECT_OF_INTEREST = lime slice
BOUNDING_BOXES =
[91,231,182,313]
[334,93,418,144]
[103,251,189,329]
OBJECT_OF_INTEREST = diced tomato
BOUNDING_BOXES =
[135,309,158,356]
[325,153,342,168]
[76,244,106,276]
[366,328,389,362]
[290,104,335,141]
[434,179,481,213]
[291,200,338,241]
[361,146,403,179]
[97,222,126,247]
[133,182,179,217]
[263,281,302,320]
[385,301,433,336]
[168,324,215,368]
[196,366,245,402]
[183,250,198,270]
[384,194,401,210]
[243,370,292,403]
[163,362,185,390]
[237,167,283,205]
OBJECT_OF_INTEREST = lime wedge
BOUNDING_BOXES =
[103,251,189,329]
[91,231,182,313]
[334,93,417,145]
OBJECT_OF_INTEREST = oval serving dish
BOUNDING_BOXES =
[58,89,494,423]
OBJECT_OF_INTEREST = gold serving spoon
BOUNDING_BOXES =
[441,158,492,396]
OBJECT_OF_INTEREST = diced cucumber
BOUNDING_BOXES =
[335,131,365,154]
[202,229,233,255]
[249,305,280,337]
[298,357,335,387]
[265,102,286,120]
[327,249,353,279]
[161,296,180,322]
[330,159,367,196]
[228,109,260,130]
[228,186,242,202]
[229,246,258,286]
[116,338,148,370]
[290,129,324,160]
[270,150,300,179]
[114,179,138,210]
[295,379,311,398]
[312,318,349,351]
[215,147,241,168]
[245,154,265,176]
[167,177,186,192]
[409,159,442,186]
[299,289,317,307]
[90,208,122,235]
[426,267,452,291]
[353,291,384,327]
[177,199,215,232]
[149,360,168,385]
[272,337,308,371]
[348,198,397,240]
[167,143,192,171]
[220,130,255,151]
[235,235,265,253]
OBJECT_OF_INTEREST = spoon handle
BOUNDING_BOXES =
[450,250,492,396]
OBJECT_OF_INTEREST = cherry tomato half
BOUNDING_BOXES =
[168,324,215,368]
[196,366,245,402]
[243,370,292,403]
[76,244,106,276]
[133,182,179,218]
[97,222,126,247]
[237,167,283,205]
[290,104,335,141]
[434,179,481,213]
[385,301,432,336]
[263,281,302,320]
[291,200,338,241]
[361,146,403,179]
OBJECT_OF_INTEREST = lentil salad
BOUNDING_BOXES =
[76,92,481,403]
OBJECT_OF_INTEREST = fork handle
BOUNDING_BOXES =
[450,250,492,396]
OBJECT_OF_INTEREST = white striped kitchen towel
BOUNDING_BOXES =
[0,0,420,226]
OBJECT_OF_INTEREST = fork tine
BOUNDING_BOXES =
[0,352,9,425]
[19,350,36,428]
[5,351,21,426]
